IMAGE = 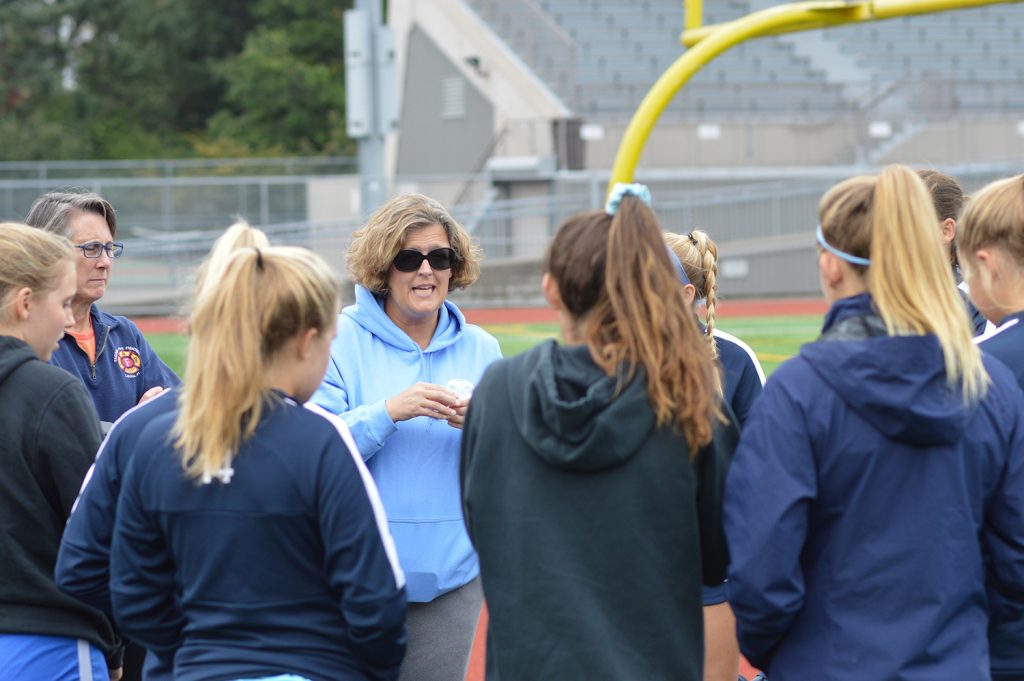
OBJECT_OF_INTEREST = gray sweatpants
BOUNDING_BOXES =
[398,577,484,681]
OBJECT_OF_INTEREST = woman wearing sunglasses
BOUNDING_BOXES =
[25,191,178,428]
[312,193,500,681]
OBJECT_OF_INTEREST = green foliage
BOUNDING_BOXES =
[0,0,356,160]
[205,27,350,155]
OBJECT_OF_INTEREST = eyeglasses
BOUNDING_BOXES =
[74,241,124,259]
[392,247,456,272]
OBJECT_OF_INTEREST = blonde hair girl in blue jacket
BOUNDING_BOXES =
[724,165,1024,681]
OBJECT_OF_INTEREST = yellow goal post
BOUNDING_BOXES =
[608,0,1024,196]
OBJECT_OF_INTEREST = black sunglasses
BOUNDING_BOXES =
[392,247,456,272]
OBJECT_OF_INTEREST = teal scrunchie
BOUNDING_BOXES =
[605,182,652,215]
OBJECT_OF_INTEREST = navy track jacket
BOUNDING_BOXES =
[108,395,407,681]
[57,389,179,680]
[725,294,1024,681]
[50,306,179,424]
[977,310,1024,680]
[712,328,765,428]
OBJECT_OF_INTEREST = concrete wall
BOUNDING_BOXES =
[581,118,1024,170]
[395,27,495,175]
[878,119,1024,166]
[388,0,571,175]
[716,233,820,298]
[583,122,863,168]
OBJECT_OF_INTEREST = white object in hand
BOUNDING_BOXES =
[446,379,474,400]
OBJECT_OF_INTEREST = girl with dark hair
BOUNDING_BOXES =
[917,169,990,335]
[460,185,737,680]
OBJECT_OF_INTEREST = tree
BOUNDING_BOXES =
[202,1,351,155]
[0,0,354,160]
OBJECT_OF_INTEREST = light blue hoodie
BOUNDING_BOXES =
[312,285,502,602]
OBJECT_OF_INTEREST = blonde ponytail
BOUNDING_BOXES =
[174,246,340,480]
[820,165,988,403]
[192,221,270,308]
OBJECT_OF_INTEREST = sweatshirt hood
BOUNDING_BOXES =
[508,341,656,471]
[345,284,466,353]
[0,336,38,386]
[801,295,969,446]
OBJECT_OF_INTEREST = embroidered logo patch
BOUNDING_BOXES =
[115,346,142,377]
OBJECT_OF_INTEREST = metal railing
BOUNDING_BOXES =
[9,161,1018,314]
[0,156,357,181]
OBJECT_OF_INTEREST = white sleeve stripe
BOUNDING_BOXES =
[70,389,174,516]
[974,317,1020,345]
[303,401,406,590]
[712,329,767,385]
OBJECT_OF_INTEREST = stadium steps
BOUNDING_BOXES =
[818,3,1024,113]
[747,0,874,105]
[465,0,845,119]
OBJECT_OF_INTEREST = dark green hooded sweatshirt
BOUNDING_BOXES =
[461,340,737,681]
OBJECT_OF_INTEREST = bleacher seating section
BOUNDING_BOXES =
[465,0,1024,119]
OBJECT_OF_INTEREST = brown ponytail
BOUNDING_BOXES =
[546,197,720,456]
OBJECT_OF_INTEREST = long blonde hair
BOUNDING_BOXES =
[191,220,271,308]
[0,223,74,319]
[819,164,988,402]
[664,229,720,360]
[546,197,720,456]
[173,246,340,480]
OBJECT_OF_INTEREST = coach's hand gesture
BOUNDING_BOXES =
[385,382,459,422]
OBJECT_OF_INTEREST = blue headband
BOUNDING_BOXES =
[816,224,871,267]
[666,246,691,285]
[605,182,652,215]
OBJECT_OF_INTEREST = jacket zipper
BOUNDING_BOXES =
[91,320,112,380]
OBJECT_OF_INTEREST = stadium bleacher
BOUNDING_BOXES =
[465,0,1024,120]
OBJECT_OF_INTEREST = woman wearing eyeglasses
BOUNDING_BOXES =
[25,192,178,427]
[311,193,501,681]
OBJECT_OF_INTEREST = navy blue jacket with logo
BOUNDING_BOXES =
[725,293,1024,681]
[50,305,179,424]
[977,310,1024,681]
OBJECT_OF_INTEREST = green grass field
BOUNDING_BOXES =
[145,314,823,378]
